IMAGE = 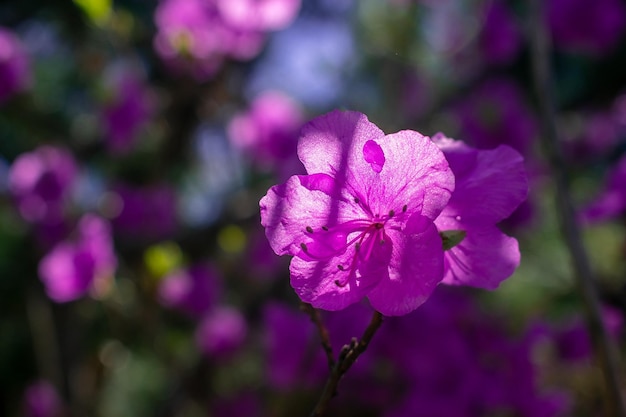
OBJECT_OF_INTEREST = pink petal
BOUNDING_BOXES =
[367,223,444,316]
[297,110,385,179]
[359,130,455,221]
[260,175,362,257]
[290,239,386,311]
[439,221,520,289]
[434,137,527,222]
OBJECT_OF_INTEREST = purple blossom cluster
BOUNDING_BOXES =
[261,110,528,316]
[154,0,301,79]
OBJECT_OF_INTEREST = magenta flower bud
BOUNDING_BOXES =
[0,26,31,104]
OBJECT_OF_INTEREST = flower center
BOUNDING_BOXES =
[299,204,409,288]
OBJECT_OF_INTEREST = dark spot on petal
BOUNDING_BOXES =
[355,242,361,251]
[354,197,360,203]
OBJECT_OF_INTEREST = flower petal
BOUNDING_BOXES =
[439,222,520,289]
[297,110,385,178]
[357,130,455,221]
[290,242,384,311]
[434,136,527,222]
[367,223,444,316]
[260,174,362,257]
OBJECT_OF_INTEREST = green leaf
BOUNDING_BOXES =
[440,230,466,250]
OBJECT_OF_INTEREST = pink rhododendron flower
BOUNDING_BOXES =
[153,0,300,79]
[260,110,455,316]
[433,134,527,289]
[0,27,31,104]
[38,215,117,303]
[227,90,304,176]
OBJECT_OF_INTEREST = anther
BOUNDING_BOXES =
[337,265,344,270]
[402,204,408,212]
[388,210,395,218]
[300,243,308,251]
[322,226,329,231]
[374,222,383,229]
[353,197,360,203]
[306,226,313,233]
[355,242,361,251]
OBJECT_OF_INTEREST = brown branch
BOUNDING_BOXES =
[528,1,625,416]
[301,303,335,369]
[309,310,384,417]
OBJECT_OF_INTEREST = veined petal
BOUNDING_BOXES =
[351,130,455,221]
[298,110,385,179]
[260,174,363,257]
[367,223,444,316]
[290,243,383,311]
[434,136,527,222]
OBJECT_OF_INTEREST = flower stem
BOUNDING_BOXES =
[302,303,335,369]
[528,1,625,416]
[309,310,384,417]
